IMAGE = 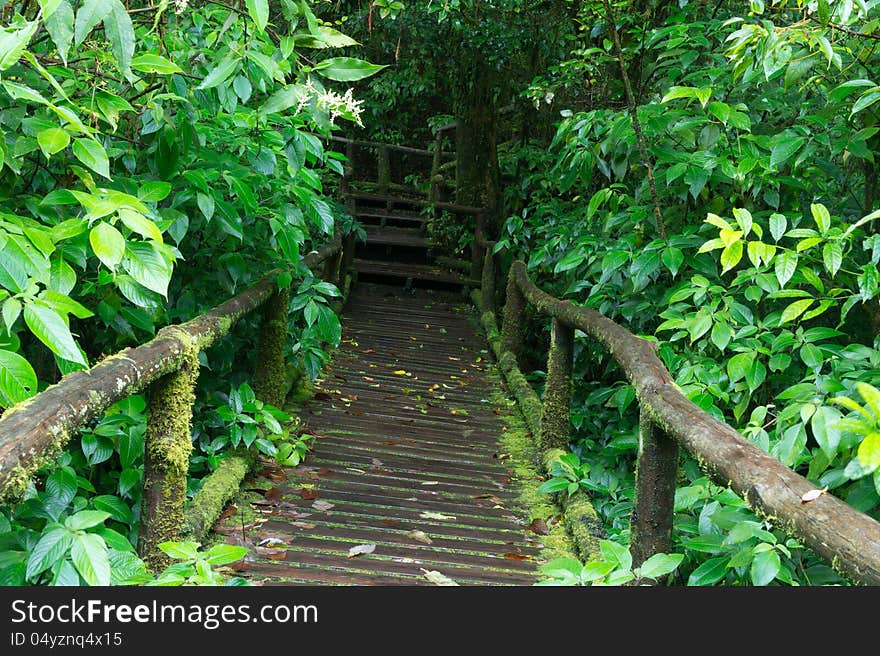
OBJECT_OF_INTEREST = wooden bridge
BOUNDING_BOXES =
[2,134,880,586]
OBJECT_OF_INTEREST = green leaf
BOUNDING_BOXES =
[822,241,842,277]
[0,19,38,72]
[812,406,842,459]
[811,203,831,234]
[313,57,386,82]
[71,533,110,586]
[687,556,729,586]
[72,139,110,179]
[89,222,125,269]
[45,0,75,65]
[74,0,113,46]
[261,84,307,116]
[775,251,798,287]
[158,541,200,561]
[779,299,814,325]
[770,136,805,169]
[750,548,781,586]
[769,213,787,242]
[204,544,248,566]
[637,553,684,580]
[661,86,697,103]
[537,477,572,494]
[118,209,163,243]
[198,55,240,90]
[858,432,880,469]
[661,247,684,277]
[0,349,38,406]
[710,321,733,352]
[122,242,172,296]
[727,352,753,384]
[65,510,111,531]
[852,88,880,116]
[245,0,269,31]
[91,495,132,524]
[37,127,70,158]
[103,0,134,75]
[24,301,87,366]
[599,539,632,571]
[130,53,182,74]
[720,240,743,273]
[39,0,63,19]
[26,528,73,581]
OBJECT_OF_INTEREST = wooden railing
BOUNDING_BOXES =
[0,236,350,568]
[475,243,880,585]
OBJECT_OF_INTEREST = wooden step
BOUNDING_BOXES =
[353,259,465,287]
[355,211,426,227]
[363,226,431,249]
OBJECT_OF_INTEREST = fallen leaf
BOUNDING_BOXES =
[348,544,377,558]
[371,458,384,467]
[257,537,286,547]
[420,511,456,521]
[421,481,440,486]
[801,488,828,504]
[393,370,412,376]
[314,392,333,401]
[218,505,238,522]
[312,500,335,511]
[406,530,433,545]
[264,487,283,502]
[290,521,316,529]
[528,518,550,536]
[267,551,287,560]
[421,569,459,586]
[381,519,402,528]
[299,488,319,500]
[503,552,535,561]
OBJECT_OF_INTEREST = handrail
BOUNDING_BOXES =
[325,134,454,159]
[0,235,348,568]
[486,256,880,585]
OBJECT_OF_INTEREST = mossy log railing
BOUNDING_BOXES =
[477,247,880,585]
[0,237,346,568]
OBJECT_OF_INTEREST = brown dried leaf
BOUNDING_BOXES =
[267,551,288,561]
[503,552,534,561]
[312,500,335,511]
[299,488,319,500]
[801,488,828,504]
[528,518,550,536]
[421,569,459,586]
[264,487,283,502]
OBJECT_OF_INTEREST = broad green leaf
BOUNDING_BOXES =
[71,533,110,586]
[37,127,70,158]
[295,26,359,48]
[599,539,632,571]
[750,548,780,586]
[89,222,125,269]
[158,541,200,560]
[245,0,269,31]
[261,84,308,115]
[24,301,87,365]
[0,19,38,72]
[812,406,842,459]
[197,192,215,221]
[770,136,805,169]
[138,181,172,203]
[122,242,172,296]
[26,528,73,581]
[769,213,787,242]
[72,139,110,179]
[39,0,63,18]
[811,203,831,234]
[130,53,182,74]
[65,510,111,531]
[860,433,880,469]
[661,86,697,103]
[661,247,684,277]
[198,56,240,90]
[856,382,880,419]
[204,544,248,566]
[118,209,163,243]
[775,251,798,287]
[687,556,729,586]
[637,553,684,580]
[779,298,814,324]
[720,240,743,273]
[45,0,75,64]
[313,57,386,82]
[727,352,753,383]
[822,242,842,277]
[74,0,113,45]
[103,0,134,75]
[0,348,38,406]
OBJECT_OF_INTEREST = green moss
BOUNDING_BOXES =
[252,287,292,408]
[0,427,70,502]
[539,320,573,453]
[185,452,254,541]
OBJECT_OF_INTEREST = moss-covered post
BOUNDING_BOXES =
[138,333,199,571]
[501,264,526,363]
[430,130,443,204]
[377,145,391,193]
[481,246,496,313]
[630,410,678,571]
[539,318,573,454]
[342,232,356,279]
[323,250,343,288]
[252,286,290,409]
[470,213,485,283]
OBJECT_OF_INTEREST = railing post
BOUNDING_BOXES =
[481,246,495,313]
[501,264,526,362]
[377,145,391,194]
[470,213,485,282]
[138,332,199,570]
[342,233,356,278]
[630,410,678,570]
[430,130,442,204]
[251,286,291,409]
[539,318,574,453]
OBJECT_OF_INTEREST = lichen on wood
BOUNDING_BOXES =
[539,318,574,455]
[500,265,526,363]
[252,287,292,409]
[185,452,254,541]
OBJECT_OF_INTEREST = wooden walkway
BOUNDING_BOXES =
[215,284,542,585]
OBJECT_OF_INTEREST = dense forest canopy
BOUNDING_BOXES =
[1,0,880,586]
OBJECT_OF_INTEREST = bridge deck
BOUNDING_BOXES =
[215,284,541,585]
